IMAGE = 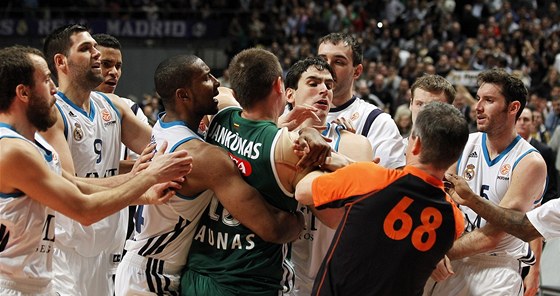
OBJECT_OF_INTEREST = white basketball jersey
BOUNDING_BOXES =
[326,96,405,169]
[457,132,541,260]
[0,125,60,291]
[290,123,343,295]
[124,114,213,268]
[54,91,127,259]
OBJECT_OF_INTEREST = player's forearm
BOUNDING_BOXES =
[77,171,157,225]
[447,224,506,260]
[464,194,540,242]
[264,210,304,244]
[73,172,132,188]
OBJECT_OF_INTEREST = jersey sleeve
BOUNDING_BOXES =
[366,113,406,169]
[526,199,560,240]
[312,162,402,209]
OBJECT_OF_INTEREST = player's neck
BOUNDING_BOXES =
[241,109,277,122]
[58,83,93,113]
[485,128,518,158]
[164,111,201,133]
[240,98,279,123]
[332,89,354,107]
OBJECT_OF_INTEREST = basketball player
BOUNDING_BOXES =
[284,57,373,295]
[92,33,150,163]
[318,32,405,169]
[294,102,467,295]
[92,33,150,242]
[42,24,153,295]
[424,69,547,296]
[114,54,304,295]
[0,45,192,295]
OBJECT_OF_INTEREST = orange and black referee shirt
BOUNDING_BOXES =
[311,162,464,296]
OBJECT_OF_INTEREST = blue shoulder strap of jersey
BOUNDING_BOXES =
[361,108,383,137]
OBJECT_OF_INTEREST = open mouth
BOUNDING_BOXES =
[314,99,330,110]
[105,80,117,86]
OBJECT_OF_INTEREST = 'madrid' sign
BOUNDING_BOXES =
[0,19,224,38]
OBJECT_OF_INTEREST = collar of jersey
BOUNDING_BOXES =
[482,133,521,166]
[403,165,444,189]
[57,91,96,121]
[329,95,357,112]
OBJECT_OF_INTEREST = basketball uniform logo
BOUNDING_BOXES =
[463,164,475,181]
[73,123,84,141]
[228,152,253,176]
[500,164,510,175]
[101,109,112,122]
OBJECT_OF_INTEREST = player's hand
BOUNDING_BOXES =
[138,178,184,204]
[321,152,352,172]
[278,104,322,131]
[444,173,477,207]
[131,142,158,175]
[430,256,454,282]
[523,266,540,296]
[293,127,332,170]
[332,117,356,134]
[146,140,193,183]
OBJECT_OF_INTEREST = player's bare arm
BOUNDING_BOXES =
[106,93,152,154]
[0,138,192,226]
[175,139,304,244]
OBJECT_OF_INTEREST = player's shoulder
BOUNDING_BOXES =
[0,136,42,165]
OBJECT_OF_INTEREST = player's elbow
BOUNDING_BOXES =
[72,210,98,226]
[69,200,103,226]
[259,230,289,244]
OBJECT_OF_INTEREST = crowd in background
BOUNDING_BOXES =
[6,0,560,174]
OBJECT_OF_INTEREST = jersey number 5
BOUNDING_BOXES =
[383,196,442,252]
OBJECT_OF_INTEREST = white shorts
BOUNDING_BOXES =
[423,254,523,296]
[115,252,182,296]
[0,278,55,296]
[53,245,118,296]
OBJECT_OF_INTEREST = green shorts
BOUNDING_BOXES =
[181,270,234,296]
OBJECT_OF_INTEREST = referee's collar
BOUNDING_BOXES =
[329,95,357,112]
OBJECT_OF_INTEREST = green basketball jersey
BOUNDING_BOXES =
[184,107,297,296]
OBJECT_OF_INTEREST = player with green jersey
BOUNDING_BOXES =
[182,48,332,295]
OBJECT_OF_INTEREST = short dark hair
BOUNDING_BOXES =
[411,74,456,104]
[412,102,469,170]
[92,33,121,50]
[477,69,527,120]
[318,32,363,66]
[228,48,282,108]
[43,24,89,79]
[0,46,45,111]
[154,54,199,107]
[285,57,335,110]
